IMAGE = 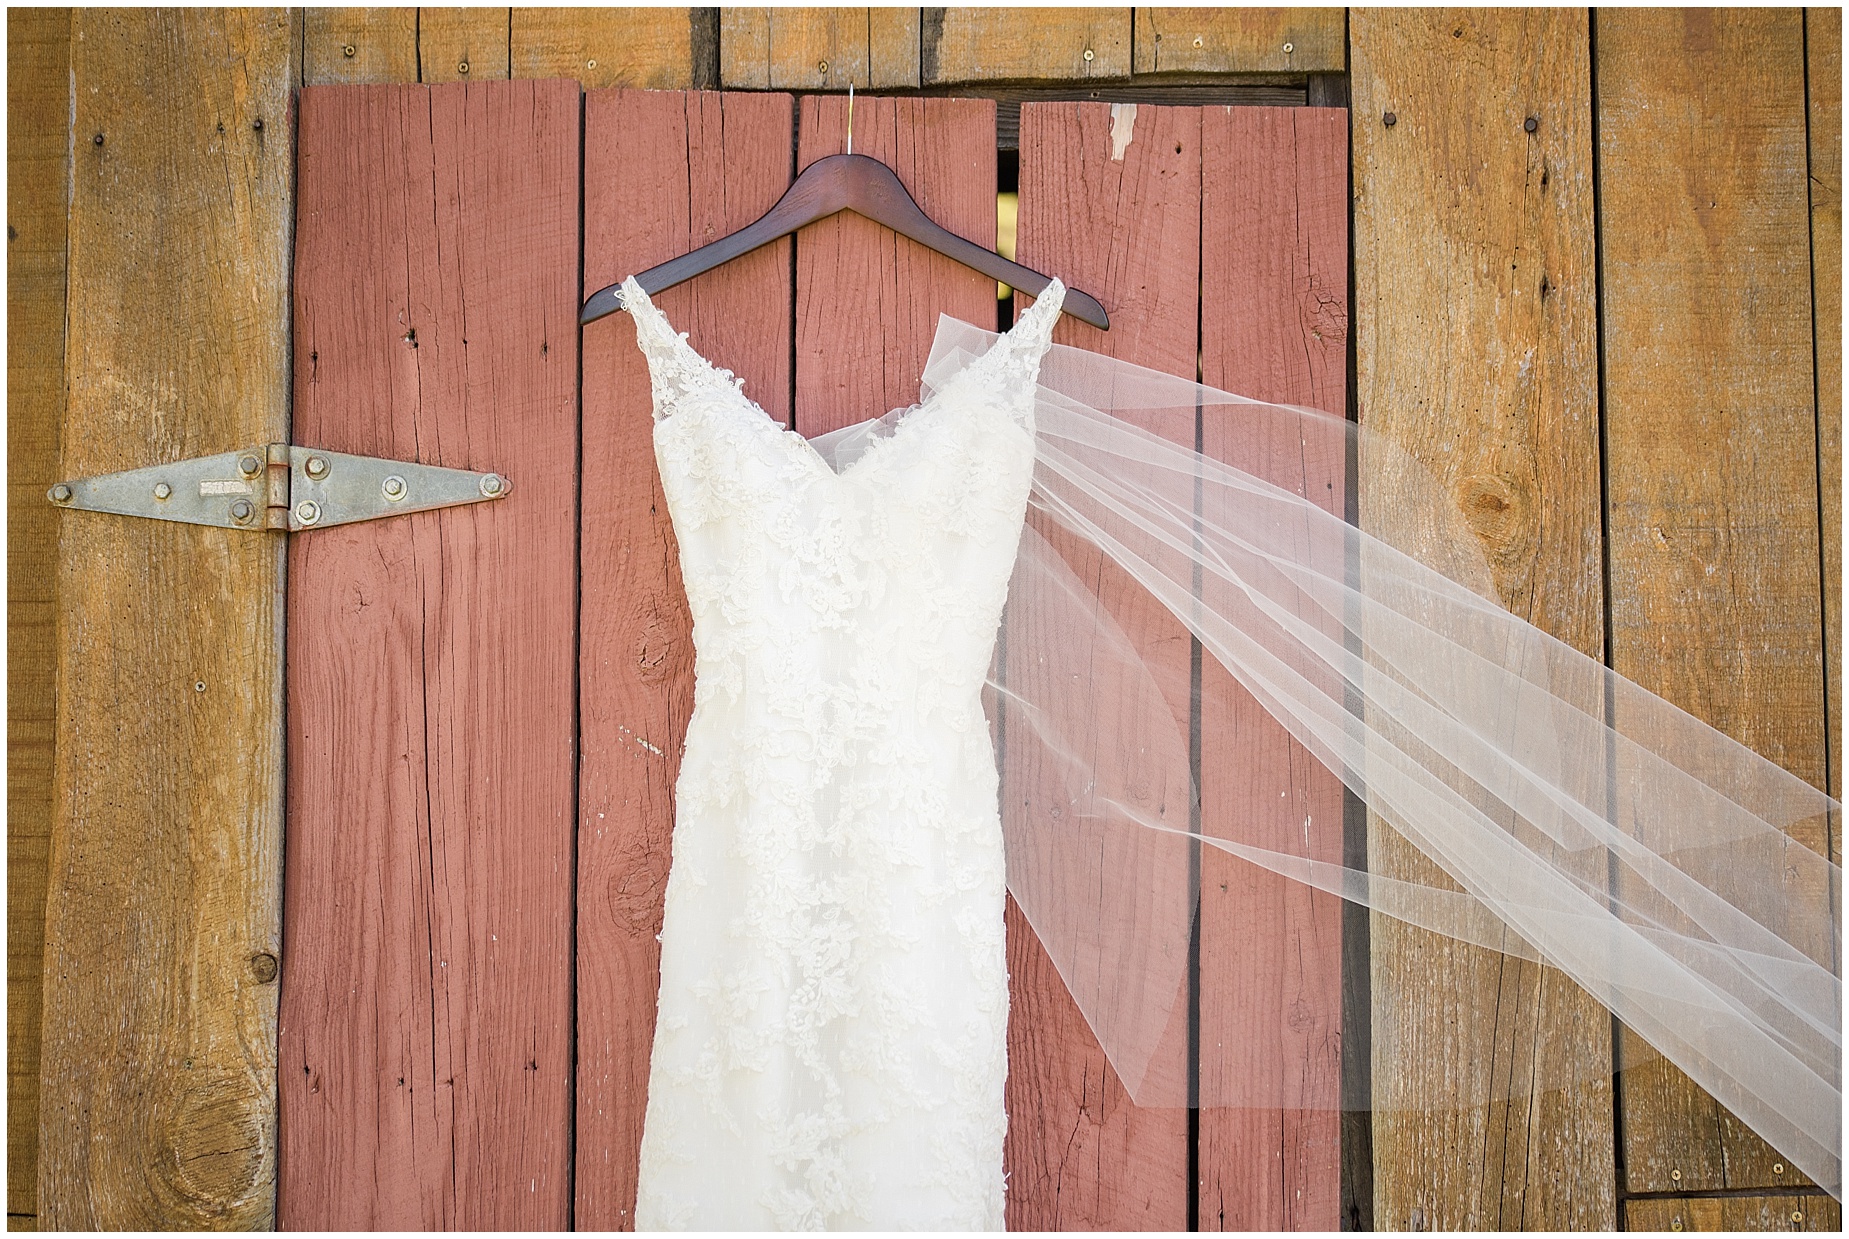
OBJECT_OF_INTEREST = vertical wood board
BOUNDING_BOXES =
[1350,8,1613,1229]
[576,88,795,1231]
[1005,99,1200,1232]
[924,8,1131,84]
[39,9,297,1228]
[419,7,510,82]
[512,8,703,89]
[1596,7,1828,1194]
[279,79,579,1230]
[1808,6,1842,810]
[1196,104,1349,1233]
[6,7,71,1225]
[722,7,921,89]
[302,8,419,84]
[794,95,996,436]
[1134,8,1345,75]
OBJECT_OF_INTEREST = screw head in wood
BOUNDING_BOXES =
[1775,1163,1786,1174]
[1193,35,1204,47]
[1524,115,1538,133]
[295,499,321,526]
[239,453,262,477]
[305,455,330,480]
[230,498,254,523]
[1383,111,1398,127]
[458,60,470,75]
[818,59,829,74]
[343,43,355,57]
[50,483,73,504]
[154,482,172,500]
[195,681,206,692]
[1083,48,1095,61]
[1793,1211,1805,1225]
[479,473,506,498]
[1671,1168,1682,1182]
[382,475,407,501]
[587,58,597,69]
[1670,1219,1683,1232]
[1283,41,1294,53]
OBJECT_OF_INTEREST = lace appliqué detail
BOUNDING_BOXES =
[620,276,1061,1231]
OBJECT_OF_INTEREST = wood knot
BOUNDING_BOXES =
[249,952,279,983]
[153,1068,269,1217]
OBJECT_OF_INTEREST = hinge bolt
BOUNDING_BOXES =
[153,482,172,500]
[239,454,262,477]
[382,475,408,501]
[305,455,330,480]
[230,499,255,523]
[295,500,322,526]
[50,483,73,504]
[479,473,506,498]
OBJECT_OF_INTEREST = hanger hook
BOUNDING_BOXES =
[846,82,854,157]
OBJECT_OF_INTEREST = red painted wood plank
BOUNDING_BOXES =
[280,80,580,1229]
[1007,100,1202,1231]
[1196,104,1349,1232]
[793,95,997,435]
[576,88,794,1231]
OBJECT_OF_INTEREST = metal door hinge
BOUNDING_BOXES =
[47,444,510,532]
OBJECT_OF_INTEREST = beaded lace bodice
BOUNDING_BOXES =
[623,277,1063,1230]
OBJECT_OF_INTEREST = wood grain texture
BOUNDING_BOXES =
[924,7,1131,84]
[577,88,795,1231]
[6,8,69,1227]
[722,7,920,89]
[1134,8,1345,75]
[280,80,579,1229]
[1351,9,1613,1229]
[1598,8,1828,1194]
[38,9,297,1228]
[794,95,995,436]
[302,8,418,84]
[1625,1194,1842,1232]
[1004,100,1200,1231]
[512,8,700,88]
[1809,7,1841,810]
[418,7,508,82]
[1196,104,1348,1233]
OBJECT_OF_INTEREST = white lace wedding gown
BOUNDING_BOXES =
[622,277,1065,1230]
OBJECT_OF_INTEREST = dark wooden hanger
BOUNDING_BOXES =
[579,153,1109,330]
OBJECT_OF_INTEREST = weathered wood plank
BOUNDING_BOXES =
[38,9,297,1228]
[577,88,794,1231]
[1350,9,1613,1229]
[793,95,995,436]
[721,7,920,89]
[1625,1195,1842,1232]
[1596,7,1828,1195]
[1005,99,1199,1231]
[419,7,508,82]
[303,8,418,84]
[6,9,70,1226]
[512,8,702,88]
[1196,104,1348,1233]
[279,79,579,1229]
[1809,6,1841,811]
[924,7,1130,84]
[1134,8,1345,75]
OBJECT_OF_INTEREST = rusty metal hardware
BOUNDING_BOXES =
[47,444,511,532]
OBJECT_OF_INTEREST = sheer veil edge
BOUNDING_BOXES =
[809,315,1843,1199]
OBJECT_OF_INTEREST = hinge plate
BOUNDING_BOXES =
[48,444,510,532]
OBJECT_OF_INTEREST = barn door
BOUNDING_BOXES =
[279,82,1348,1231]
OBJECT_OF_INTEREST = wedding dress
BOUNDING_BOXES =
[623,277,1062,1229]
[618,271,1842,1226]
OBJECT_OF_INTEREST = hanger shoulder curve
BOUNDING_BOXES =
[581,154,1108,330]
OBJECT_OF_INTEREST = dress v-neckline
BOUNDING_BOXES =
[620,275,1064,482]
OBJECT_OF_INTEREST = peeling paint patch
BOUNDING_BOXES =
[1109,103,1137,161]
